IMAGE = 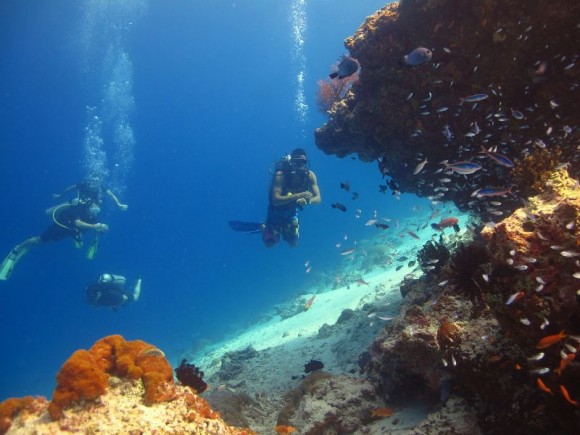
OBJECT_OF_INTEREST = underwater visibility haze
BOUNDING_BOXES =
[0,0,396,400]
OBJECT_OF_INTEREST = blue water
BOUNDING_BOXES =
[0,0,433,401]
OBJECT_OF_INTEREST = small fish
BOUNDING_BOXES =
[340,248,356,256]
[537,378,553,395]
[365,219,378,226]
[561,251,580,257]
[304,295,316,311]
[404,47,432,65]
[441,160,482,175]
[479,146,515,168]
[351,192,359,200]
[431,217,459,231]
[474,186,513,198]
[370,407,395,418]
[375,223,390,230]
[511,108,524,120]
[514,265,529,271]
[413,158,428,175]
[540,317,550,330]
[559,384,578,406]
[527,352,545,361]
[408,231,420,239]
[140,348,166,358]
[506,291,524,305]
[329,56,360,80]
[520,318,531,325]
[332,203,347,212]
[377,316,394,321]
[554,353,575,376]
[460,93,489,104]
[408,260,416,268]
[396,265,403,271]
[530,367,550,375]
[340,181,350,192]
[537,331,567,349]
[439,280,448,286]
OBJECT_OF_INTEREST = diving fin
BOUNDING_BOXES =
[0,247,29,281]
[228,220,264,234]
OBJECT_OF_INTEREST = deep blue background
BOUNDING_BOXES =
[0,0,430,400]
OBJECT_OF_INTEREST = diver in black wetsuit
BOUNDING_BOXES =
[262,148,322,247]
[86,274,142,309]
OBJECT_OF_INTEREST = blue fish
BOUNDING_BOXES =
[472,186,514,198]
[329,56,360,80]
[479,146,515,168]
[441,160,482,175]
[460,94,489,104]
[404,47,432,66]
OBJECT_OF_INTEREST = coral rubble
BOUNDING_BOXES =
[0,335,252,434]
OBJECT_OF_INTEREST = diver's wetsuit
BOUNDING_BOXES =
[41,204,97,243]
[263,167,311,244]
[86,282,133,309]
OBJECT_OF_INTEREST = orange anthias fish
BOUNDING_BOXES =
[559,384,578,406]
[536,378,553,395]
[554,353,575,376]
[371,407,395,418]
[275,425,296,434]
[304,295,316,311]
[536,331,567,349]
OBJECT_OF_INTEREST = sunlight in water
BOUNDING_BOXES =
[291,0,309,124]
[78,0,146,195]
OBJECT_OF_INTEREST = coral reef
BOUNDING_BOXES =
[278,373,384,434]
[366,169,580,433]
[417,236,450,275]
[314,0,580,214]
[48,335,174,419]
[0,335,252,434]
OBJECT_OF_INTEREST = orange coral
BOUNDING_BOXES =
[47,335,178,420]
[48,349,109,420]
[0,396,43,434]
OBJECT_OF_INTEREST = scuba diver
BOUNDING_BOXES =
[0,180,128,281]
[52,180,128,211]
[228,148,321,247]
[262,148,321,247]
[86,274,141,309]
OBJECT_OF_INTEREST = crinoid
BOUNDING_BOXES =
[448,242,490,305]
[418,236,450,275]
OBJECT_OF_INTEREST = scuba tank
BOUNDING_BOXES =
[269,154,292,174]
[87,235,99,259]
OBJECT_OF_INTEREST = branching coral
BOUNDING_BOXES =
[447,242,490,305]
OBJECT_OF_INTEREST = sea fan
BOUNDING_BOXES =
[448,242,490,305]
